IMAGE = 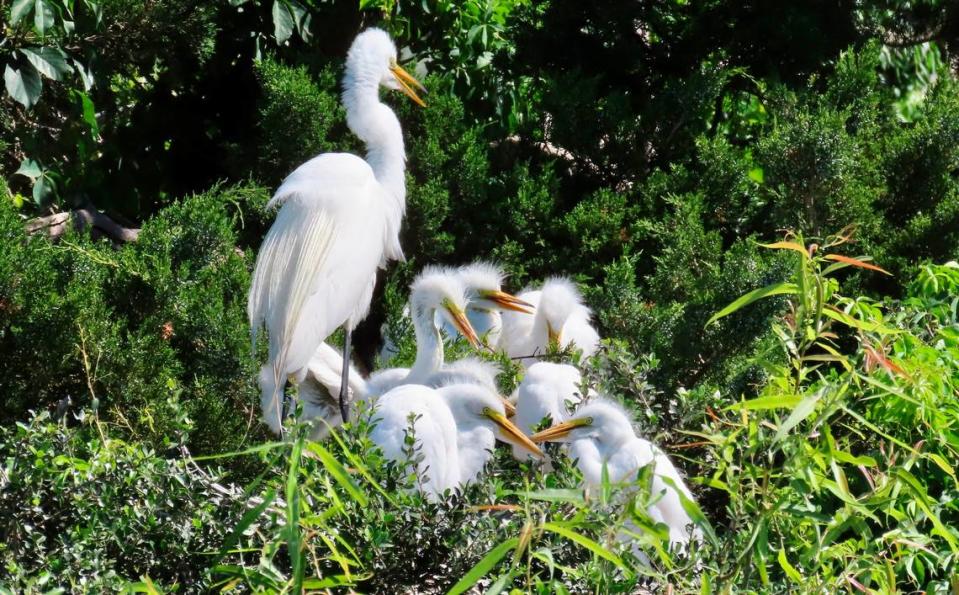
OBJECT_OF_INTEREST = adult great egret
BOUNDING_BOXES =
[531,399,699,549]
[248,28,426,432]
[369,382,542,500]
[499,277,600,367]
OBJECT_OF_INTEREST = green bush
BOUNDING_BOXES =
[0,412,244,592]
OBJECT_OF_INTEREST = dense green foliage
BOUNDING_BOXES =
[2,0,959,592]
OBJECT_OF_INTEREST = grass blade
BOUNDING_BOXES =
[447,538,519,595]
[304,441,368,506]
[541,522,632,577]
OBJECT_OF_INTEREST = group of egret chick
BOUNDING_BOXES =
[247,28,701,555]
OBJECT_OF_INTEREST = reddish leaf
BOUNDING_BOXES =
[824,254,892,275]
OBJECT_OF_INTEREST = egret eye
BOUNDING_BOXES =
[482,406,493,416]
[586,417,594,425]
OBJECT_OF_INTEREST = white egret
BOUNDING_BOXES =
[365,267,482,397]
[369,383,460,500]
[531,398,699,549]
[499,277,600,367]
[296,342,368,439]
[369,382,542,500]
[440,382,544,486]
[248,28,427,433]
[511,362,585,460]
[439,262,532,347]
[378,262,531,366]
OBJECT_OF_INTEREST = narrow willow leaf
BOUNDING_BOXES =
[777,549,802,583]
[896,468,959,552]
[774,389,823,442]
[541,522,632,576]
[215,488,276,564]
[822,307,901,334]
[447,538,519,595]
[823,254,891,276]
[760,241,808,257]
[706,282,798,327]
[726,394,802,411]
[304,441,368,506]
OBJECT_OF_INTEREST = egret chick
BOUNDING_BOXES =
[499,277,599,367]
[366,267,480,397]
[439,262,533,347]
[511,362,585,460]
[531,398,699,549]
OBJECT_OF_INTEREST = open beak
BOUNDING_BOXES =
[447,305,480,348]
[390,63,427,107]
[483,290,535,314]
[487,410,543,458]
[500,397,517,417]
[546,322,562,348]
[530,418,590,443]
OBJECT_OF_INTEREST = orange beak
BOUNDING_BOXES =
[482,289,535,314]
[389,63,427,107]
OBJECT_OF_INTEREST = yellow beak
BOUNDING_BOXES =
[547,322,562,348]
[530,418,590,443]
[389,63,427,107]
[500,397,517,417]
[447,305,480,348]
[482,289,535,314]
[487,410,543,458]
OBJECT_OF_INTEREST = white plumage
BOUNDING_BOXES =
[248,28,426,434]
[369,384,460,500]
[531,398,700,550]
[511,362,585,460]
[366,267,480,397]
[499,277,600,367]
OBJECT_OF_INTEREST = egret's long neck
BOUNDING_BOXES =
[407,303,443,382]
[531,310,552,352]
[342,78,407,208]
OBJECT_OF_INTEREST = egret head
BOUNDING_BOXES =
[410,266,480,347]
[456,262,534,315]
[431,358,516,416]
[538,277,588,348]
[346,28,426,106]
[530,398,635,445]
[441,383,543,458]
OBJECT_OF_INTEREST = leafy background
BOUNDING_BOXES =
[1,0,958,592]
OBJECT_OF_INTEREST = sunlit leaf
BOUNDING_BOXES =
[11,0,34,24]
[272,0,295,44]
[21,47,72,81]
[4,63,42,108]
[706,282,798,327]
[778,549,802,583]
[824,254,891,276]
[304,441,368,506]
[760,241,808,257]
[727,394,802,411]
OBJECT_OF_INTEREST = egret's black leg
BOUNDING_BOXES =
[339,330,352,423]
[280,380,292,432]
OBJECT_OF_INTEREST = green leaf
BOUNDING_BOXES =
[726,394,802,411]
[541,522,632,577]
[895,468,959,552]
[21,47,72,81]
[272,0,295,44]
[5,63,42,108]
[34,0,56,35]
[15,158,42,180]
[747,166,764,184]
[215,488,276,564]
[706,282,798,327]
[774,389,823,442]
[11,0,34,24]
[777,549,802,583]
[304,441,368,506]
[447,538,519,595]
[822,307,901,334]
[286,436,304,593]
[73,90,100,138]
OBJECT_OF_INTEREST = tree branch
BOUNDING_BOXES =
[26,207,140,243]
